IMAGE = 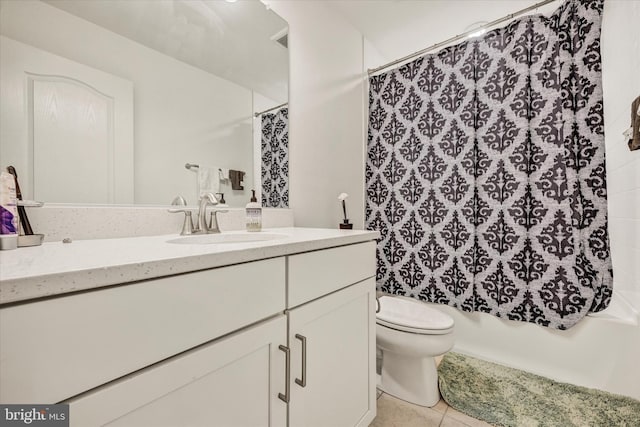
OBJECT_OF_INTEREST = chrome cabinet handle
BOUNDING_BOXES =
[278,345,290,403]
[295,334,307,388]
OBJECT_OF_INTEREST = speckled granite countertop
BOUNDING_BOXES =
[0,228,379,305]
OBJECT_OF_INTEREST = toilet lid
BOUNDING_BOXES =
[377,296,454,332]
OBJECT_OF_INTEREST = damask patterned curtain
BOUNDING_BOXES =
[365,0,611,329]
[261,108,289,208]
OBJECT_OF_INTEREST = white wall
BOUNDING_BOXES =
[0,0,254,207]
[601,0,640,304]
[358,0,640,398]
[267,1,366,229]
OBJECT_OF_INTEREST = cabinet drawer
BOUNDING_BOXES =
[67,315,287,427]
[0,258,285,404]
[288,242,376,308]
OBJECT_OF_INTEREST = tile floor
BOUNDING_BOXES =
[371,390,493,427]
[373,355,492,427]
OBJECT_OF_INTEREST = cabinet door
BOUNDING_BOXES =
[68,315,288,427]
[288,278,376,427]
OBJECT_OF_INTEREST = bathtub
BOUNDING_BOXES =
[421,291,640,400]
[588,290,639,324]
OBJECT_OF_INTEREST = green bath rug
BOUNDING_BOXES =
[438,352,640,427]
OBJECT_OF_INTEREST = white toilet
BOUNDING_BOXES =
[376,296,455,407]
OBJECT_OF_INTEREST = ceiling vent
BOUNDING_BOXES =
[271,28,288,49]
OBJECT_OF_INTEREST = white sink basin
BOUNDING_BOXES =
[166,233,288,245]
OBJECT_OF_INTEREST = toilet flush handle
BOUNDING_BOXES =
[376,297,381,314]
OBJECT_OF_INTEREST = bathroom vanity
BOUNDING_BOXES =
[0,228,379,427]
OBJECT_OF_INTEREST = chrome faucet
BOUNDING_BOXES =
[168,193,227,235]
[197,192,219,233]
[197,193,229,234]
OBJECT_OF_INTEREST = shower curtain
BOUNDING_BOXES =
[261,107,289,208]
[365,0,611,329]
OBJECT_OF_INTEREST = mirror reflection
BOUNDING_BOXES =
[0,0,288,208]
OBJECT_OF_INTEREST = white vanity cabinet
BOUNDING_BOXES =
[287,242,377,427]
[0,235,377,427]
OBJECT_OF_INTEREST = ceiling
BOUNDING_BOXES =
[41,0,563,97]
[44,0,289,102]
[325,0,563,67]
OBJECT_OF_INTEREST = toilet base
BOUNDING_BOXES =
[379,350,440,407]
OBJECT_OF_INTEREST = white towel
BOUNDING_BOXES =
[219,168,230,183]
[197,166,220,197]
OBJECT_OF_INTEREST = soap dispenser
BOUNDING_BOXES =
[246,190,262,232]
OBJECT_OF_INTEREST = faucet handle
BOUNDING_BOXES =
[171,195,187,206]
[168,195,194,234]
[168,195,189,213]
[208,209,228,234]
[168,209,195,235]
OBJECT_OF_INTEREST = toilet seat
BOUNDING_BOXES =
[376,296,454,335]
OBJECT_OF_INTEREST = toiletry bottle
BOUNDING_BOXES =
[0,171,19,250]
[246,190,262,232]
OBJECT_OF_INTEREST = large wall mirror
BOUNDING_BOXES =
[0,0,288,208]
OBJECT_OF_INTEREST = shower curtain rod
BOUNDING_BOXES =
[254,102,288,117]
[367,0,558,76]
